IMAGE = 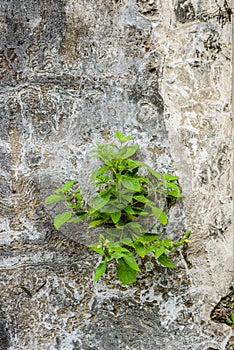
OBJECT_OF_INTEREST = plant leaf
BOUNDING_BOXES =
[133,195,148,203]
[94,262,107,282]
[62,180,76,192]
[112,246,131,253]
[126,159,140,170]
[45,194,65,204]
[88,243,104,254]
[137,210,150,216]
[99,204,121,214]
[165,190,183,198]
[92,193,110,210]
[134,161,163,180]
[90,166,109,181]
[138,233,160,244]
[112,251,126,259]
[117,258,137,285]
[124,206,136,214]
[122,177,141,192]
[154,247,167,259]
[163,174,179,181]
[123,255,141,272]
[157,253,176,268]
[110,212,121,224]
[54,189,64,195]
[120,192,133,205]
[124,222,142,239]
[133,241,146,258]
[54,211,72,230]
[115,131,133,143]
[106,228,122,239]
[89,219,106,228]
[151,207,168,225]
[119,145,139,159]
[68,213,87,223]
[165,182,182,198]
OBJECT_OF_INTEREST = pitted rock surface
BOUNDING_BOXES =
[0,0,233,349]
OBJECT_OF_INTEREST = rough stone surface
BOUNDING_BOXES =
[0,0,233,349]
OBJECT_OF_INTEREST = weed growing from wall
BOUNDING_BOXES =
[46,131,191,285]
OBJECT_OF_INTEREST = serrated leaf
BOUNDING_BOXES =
[54,211,72,230]
[137,209,150,216]
[157,253,176,268]
[92,193,110,210]
[151,207,168,225]
[99,204,121,214]
[124,222,142,239]
[124,206,136,214]
[165,182,180,191]
[115,130,133,143]
[126,159,140,169]
[90,166,109,181]
[122,177,141,192]
[112,251,126,259]
[121,193,133,204]
[119,145,139,159]
[123,255,141,272]
[94,262,107,282]
[133,241,146,258]
[117,258,137,285]
[158,238,173,248]
[45,194,64,204]
[68,213,87,223]
[110,212,121,224]
[127,222,142,231]
[138,176,149,184]
[106,228,122,238]
[88,243,104,254]
[54,189,64,195]
[165,190,183,198]
[163,174,179,181]
[138,233,160,244]
[67,204,77,209]
[116,130,125,141]
[165,182,182,198]
[112,246,131,253]
[133,195,148,203]
[134,161,163,180]
[147,168,163,181]
[89,208,98,216]
[154,247,167,259]
[62,180,76,192]
[119,237,133,245]
[89,219,106,228]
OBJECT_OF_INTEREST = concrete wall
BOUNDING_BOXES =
[0,0,233,349]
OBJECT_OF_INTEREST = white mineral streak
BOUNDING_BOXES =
[0,0,233,349]
[160,0,233,293]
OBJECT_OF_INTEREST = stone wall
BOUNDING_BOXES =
[0,0,233,349]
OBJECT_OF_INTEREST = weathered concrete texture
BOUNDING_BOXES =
[0,0,233,349]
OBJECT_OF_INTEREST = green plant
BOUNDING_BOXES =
[46,131,191,285]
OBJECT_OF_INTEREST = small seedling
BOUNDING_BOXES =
[46,131,191,285]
